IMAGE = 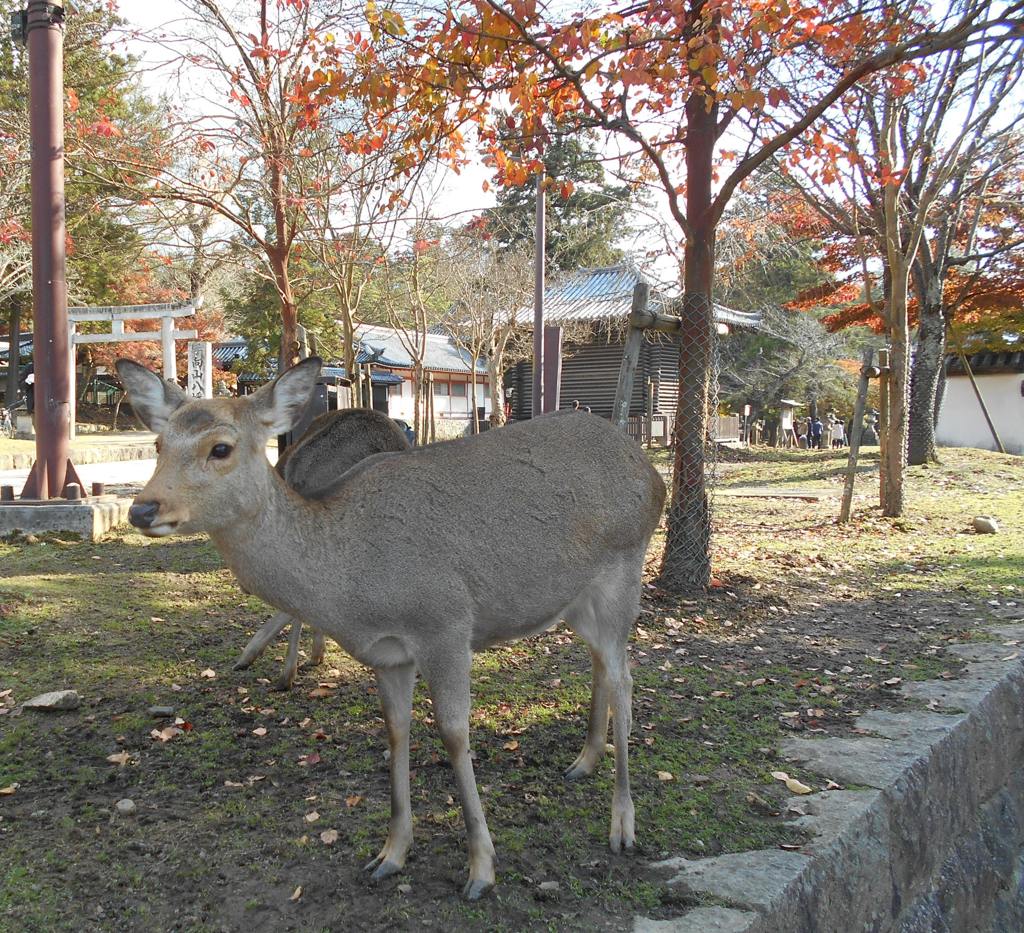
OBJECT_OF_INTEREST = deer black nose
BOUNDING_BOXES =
[129,501,160,529]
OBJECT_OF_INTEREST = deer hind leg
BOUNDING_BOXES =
[275,618,304,691]
[233,610,291,671]
[310,629,326,666]
[365,663,416,881]
[421,649,496,901]
[565,572,639,853]
[564,646,609,780]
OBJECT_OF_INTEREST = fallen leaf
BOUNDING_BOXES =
[106,751,132,767]
[200,668,216,679]
[298,717,312,728]
[771,771,790,781]
[882,677,902,687]
[320,829,339,845]
[0,784,17,796]
[785,777,812,795]
[656,771,674,782]
[779,843,802,851]
[345,794,362,808]
[252,727,268,737]
[502,740,520,751]
[150,616,166,624]
[304,810,320,823]
[224,780,245,788]
[308,687,335,699]
[750,678,767,687]
[290,885,303,902]
[150,726,182,742]
[297,752,321,768]
[825,780,842,790]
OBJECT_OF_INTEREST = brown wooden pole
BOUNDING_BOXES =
[20,1,79,500]
[877,348,890,512]
[531,171,546,417]
[839,348,874,524]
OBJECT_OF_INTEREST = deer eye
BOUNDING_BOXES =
[209,443,233,460]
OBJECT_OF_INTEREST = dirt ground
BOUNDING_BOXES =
[0,446,1021,932]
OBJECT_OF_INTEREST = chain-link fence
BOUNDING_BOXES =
[659,294,720,593]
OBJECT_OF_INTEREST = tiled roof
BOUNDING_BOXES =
[509,264,762,329]
[945,350,1024,375]
[355,324,486,374]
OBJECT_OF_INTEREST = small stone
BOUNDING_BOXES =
[973,516,999,534]
[397,883,412,895]
[147,706,175,718]
[115,798,136,817]
[23,690,80,711]
[538,880,560,896]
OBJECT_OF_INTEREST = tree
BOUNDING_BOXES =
[777,39,1023,496]
[87,0,378,371]
[319,0,1021,588]
[441,220,534,428]
[485,126,636,271]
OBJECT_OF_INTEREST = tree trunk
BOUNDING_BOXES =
[660,74,717,593]
[907,285,945,465]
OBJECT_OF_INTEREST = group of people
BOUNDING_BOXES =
[801,415,848,449]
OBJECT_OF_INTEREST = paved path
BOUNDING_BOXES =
[0,458,157,494]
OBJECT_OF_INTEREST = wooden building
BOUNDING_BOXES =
[504,265,760,442]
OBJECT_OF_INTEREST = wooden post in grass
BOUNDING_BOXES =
[839,347,874,524]
[877,348,889,513]
[612,283,649,430]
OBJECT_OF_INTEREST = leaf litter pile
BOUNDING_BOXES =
[0,447,1021,931]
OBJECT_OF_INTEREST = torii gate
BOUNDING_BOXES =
[67,301,198,439]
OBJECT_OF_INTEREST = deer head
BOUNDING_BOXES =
[115,358,321,536]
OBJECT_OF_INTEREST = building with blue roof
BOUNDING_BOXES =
[504,263,761,439]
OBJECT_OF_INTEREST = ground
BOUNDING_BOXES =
[0,446,1021,932]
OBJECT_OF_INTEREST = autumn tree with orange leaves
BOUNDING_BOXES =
[313,0,1024,589]
[774,35,1023,511]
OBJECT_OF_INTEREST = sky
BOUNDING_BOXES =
[116,0,499,231]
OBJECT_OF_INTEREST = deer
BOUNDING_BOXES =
[232,409,411,689]
[116,356,666,900]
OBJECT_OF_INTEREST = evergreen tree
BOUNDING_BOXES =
[484,128,636,272]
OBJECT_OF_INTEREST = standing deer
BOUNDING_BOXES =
[233,409,411,689]
[116,357,665,900]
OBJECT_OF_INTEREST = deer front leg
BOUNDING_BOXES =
[234,610,291,670]
[423,652,496,900]
[364,663,416,882]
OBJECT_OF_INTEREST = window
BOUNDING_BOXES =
[451,382,467,397]
[433,380,450,396]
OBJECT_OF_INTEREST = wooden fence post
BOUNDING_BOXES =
[839,347,874,524]
[612,283,649,430]
[877,348,889,512]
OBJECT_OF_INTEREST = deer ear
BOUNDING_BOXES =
[250,357,321,435]
[115,359,187,433]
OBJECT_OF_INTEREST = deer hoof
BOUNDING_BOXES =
[564,757,597,781]
[365,857,403,882]
[462,878,494,901]
[272,674,295,692]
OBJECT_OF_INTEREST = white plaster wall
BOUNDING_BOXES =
[936,373,1024,455]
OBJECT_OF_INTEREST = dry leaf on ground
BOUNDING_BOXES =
[320,829,339,845]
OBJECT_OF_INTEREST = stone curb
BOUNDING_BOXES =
[636,625,1024,933]
[0,443,155,471]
